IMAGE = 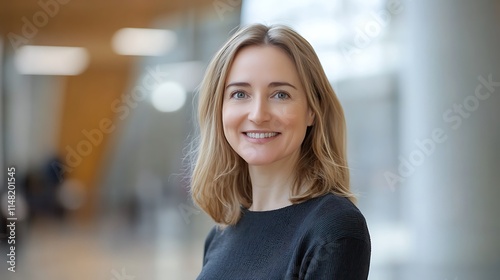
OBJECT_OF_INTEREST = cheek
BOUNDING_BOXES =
[222,105,239,134]
[222,107,229,133]
[276,106,309,128]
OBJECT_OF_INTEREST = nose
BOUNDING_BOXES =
[248,96,271,124]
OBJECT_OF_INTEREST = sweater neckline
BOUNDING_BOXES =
[241,194,326,215]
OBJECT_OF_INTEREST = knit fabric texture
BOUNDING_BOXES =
[197,193,371,279]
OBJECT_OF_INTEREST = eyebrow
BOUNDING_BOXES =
[225,81,297,90]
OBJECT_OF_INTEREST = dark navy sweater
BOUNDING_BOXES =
[197,193,371,279]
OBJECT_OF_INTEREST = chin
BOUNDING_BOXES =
[241,156,276,166]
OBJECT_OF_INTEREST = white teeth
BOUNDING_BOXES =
[246,132,278,139]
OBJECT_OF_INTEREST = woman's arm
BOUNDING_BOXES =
[303,237,371,280]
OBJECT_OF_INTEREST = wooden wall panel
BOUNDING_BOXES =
[57,64,131,221]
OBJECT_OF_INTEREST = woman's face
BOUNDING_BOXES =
[222,45,314,167]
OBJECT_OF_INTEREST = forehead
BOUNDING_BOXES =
[225,45,302,87]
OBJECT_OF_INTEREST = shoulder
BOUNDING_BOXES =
[294,194,371,279]
[202,226,218,260]
[302,193,370,244]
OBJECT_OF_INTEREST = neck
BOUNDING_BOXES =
[247,152,299,211]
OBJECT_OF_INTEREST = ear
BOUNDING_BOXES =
[307,108,315,126]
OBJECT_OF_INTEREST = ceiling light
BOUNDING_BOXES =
[112,28,177,56]
[151,81,186,113]
[15,45,89,75]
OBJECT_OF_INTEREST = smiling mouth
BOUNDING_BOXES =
[244,132,279,139]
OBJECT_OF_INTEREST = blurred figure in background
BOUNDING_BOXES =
[24,156,65,221]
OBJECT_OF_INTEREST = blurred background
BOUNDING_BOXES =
[0,0,499,279]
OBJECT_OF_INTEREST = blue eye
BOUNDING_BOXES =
[231,91,247,99]
[274,91,290,99]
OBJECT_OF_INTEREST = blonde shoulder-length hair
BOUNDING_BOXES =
[190,23,355,226]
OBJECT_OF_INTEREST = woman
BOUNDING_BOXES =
[191,24,370,279]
